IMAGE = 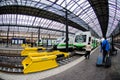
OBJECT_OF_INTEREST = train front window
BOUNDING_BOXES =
[75,35,86,43]
[56,37,64,44]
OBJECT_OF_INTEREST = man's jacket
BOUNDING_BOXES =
[102,39,110,52]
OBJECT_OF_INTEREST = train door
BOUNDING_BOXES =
[85,32,92,46]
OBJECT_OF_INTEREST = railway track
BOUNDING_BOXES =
[0,52,80,73]
[0,55,25,73]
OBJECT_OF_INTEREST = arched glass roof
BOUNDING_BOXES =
[0,14,80,36]
[106,0,120,37]
[54,0,102,36]
[0,0,119,38]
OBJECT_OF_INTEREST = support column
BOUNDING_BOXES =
[31,32,33,47]
[62,32,64,36]
[111,35,114,51]
[65,0,68,52]
[65,9,68,52]
[6,26,10,47]
[38,27,40,46]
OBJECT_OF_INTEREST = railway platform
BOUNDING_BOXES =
[0,46,120,80]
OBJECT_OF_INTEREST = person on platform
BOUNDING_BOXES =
[85,42,92,59]
[101,37,110,63]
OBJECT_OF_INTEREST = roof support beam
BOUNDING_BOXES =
[0,24,74,34]
[0,5,86,31]
[88,0,109,37]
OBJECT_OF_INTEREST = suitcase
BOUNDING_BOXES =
[104,54,111,68]
[96,55,103,67]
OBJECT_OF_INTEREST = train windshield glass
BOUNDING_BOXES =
[56,37,64,44]
[75,35,86,43]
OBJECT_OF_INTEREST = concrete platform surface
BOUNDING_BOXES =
[0,47,120,80]
[41,47,120,80]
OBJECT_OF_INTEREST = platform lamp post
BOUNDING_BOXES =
[65,0,68,52]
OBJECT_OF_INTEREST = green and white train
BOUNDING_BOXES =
[53,31,99,51]
[73,31,99,50]
[36,38,56,46]
[53,36,74,51]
